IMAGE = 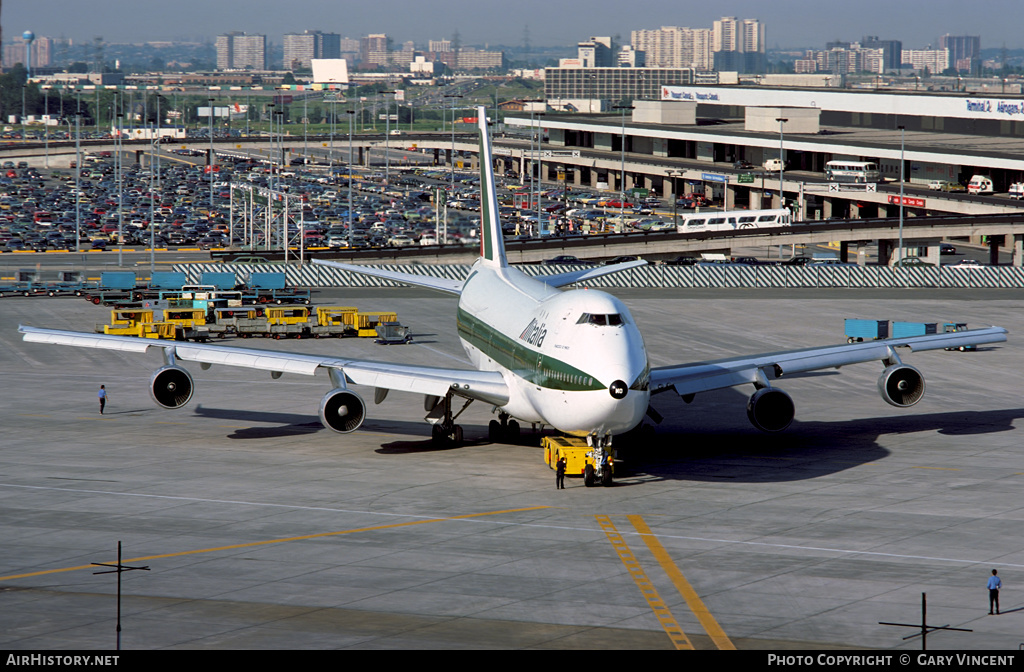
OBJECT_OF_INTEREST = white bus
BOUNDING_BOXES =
[676,208,792,233]
[825,161,880,183]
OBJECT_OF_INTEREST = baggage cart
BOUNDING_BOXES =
[844,318,889,343]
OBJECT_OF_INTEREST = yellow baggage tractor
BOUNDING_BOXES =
[542,435,614,487]
[99,309,157,335]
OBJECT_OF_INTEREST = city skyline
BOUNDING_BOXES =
[2,0,1021,51]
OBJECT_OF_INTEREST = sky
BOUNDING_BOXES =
[3,0,1022,50]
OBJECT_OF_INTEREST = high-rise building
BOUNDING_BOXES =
[940,34,980,75]
[861,36,902,71]
[578,37,613,68]
[216,32,266,70]
[429,39,451,53]
[631,27,711,70]
[712,17,765,73]
[902,48,950,74]
[360,33,389,66]
[284,31,342,70]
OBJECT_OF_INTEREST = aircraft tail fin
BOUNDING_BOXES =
[476,106,507,268]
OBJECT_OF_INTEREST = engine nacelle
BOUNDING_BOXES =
[319,388,366,433]
[150,365,194,409]
[878,364,925,407]
[746,387,795,432]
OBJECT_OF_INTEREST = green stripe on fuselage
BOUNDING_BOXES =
[456,307,604,392]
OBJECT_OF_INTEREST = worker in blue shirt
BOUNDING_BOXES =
[988,569,1002,615]
[98,385,107,414]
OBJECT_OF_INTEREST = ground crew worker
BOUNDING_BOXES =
[98,385,107,414]
[556,456,566,490]
[988,569,1002,614]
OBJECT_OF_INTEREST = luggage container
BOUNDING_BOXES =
[374,321,412,344]
[844,319,889,343]
[892,322,938,338]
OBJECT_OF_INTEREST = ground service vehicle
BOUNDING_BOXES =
[825,161,881,183]
[968,175,994,194]
[1009,183,1024,199]
[543,436,613,487]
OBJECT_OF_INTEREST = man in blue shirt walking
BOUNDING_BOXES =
[988,569,1002,615]
[98,385,107,414]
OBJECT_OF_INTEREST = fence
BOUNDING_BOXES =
[171,263,1024,290]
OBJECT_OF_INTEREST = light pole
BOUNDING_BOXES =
[444,94,463,196]
[381,89,397,186]
[75,114,81,252]
[613,104,634,223]
[347,109,355,249]
[267,102,275,192]
[775,117,788,211]
[116,113,124,267]
[208,97,215,212]
[898,124,905,267]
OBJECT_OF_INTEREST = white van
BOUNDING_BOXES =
[763,158,785,171]
[967,175,994,194]
[1009,182,1024,200]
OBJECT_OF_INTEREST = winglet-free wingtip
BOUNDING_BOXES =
[476,106,507,268]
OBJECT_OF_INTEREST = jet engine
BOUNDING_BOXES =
[878,365,925,407]
[150,365,194,409]
[319,388,366,433]
[746,388,795,432]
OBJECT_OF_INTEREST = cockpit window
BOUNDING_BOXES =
[576,313,626,326]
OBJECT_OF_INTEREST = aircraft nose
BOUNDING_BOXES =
[609,380,628,399]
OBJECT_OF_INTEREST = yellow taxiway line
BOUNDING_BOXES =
[595,514,694,650]
[0,505,550,583]
[627,515,735,650]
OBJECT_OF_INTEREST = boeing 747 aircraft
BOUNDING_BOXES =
[19,107,1008,485]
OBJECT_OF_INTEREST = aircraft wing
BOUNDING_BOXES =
[18,325,510,406]
[310,259,464,295]
[650,326,1008,397]
[536,260,648,289]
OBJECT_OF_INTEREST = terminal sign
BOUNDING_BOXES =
[888,195,925,208]
[701,173,727,183]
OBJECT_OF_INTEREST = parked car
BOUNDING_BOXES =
[893,257,936,267]
[733,160,754,170]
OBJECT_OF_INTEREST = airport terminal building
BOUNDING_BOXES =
[504,85,1024,223]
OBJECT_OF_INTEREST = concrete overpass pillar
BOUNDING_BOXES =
[877,204,889,218]
[879,239,894,265]
[358,147,364,166]
[1014,234,1024,267]
[989,236,1002,266]
[725,185,736,210]
[823,198,834,219]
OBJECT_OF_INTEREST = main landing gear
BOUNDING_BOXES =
[427,390,473,446]
[488,412,521,443]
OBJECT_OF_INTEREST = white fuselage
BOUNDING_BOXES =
[456,259,650,436]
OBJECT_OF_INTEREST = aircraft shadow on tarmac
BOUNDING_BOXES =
[625,394,1024,484]
[190,400,1023,484]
